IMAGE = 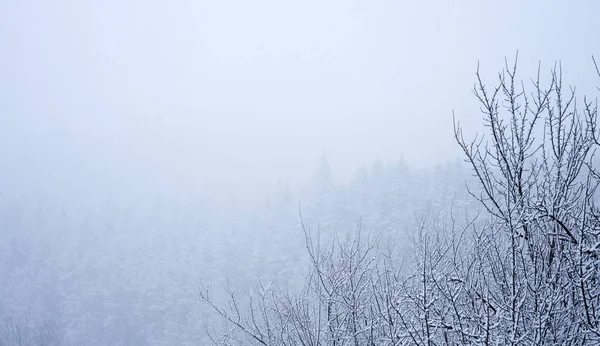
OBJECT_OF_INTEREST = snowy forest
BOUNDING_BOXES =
[2,58,600,345]
[2,1,600,345]
[0,154,470,345]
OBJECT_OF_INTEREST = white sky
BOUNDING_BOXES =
[1,0,599,206]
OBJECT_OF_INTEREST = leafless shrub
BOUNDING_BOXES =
[201,55,600,346]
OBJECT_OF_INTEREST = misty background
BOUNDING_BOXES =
[2,0,597,206]
[1,0,599,345]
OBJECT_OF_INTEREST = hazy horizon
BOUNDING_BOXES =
[2,0,599,206]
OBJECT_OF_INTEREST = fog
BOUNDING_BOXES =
[2,0,596,206]
[1,0,600,345]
